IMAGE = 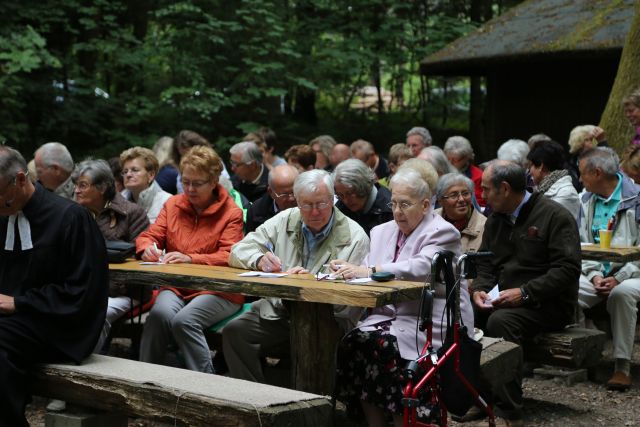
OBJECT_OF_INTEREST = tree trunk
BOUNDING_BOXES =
[599,1,640,152]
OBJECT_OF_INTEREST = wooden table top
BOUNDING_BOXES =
[581,244,640,263]
[109,260,426,308]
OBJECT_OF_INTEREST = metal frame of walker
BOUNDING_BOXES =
[402,250,496,427]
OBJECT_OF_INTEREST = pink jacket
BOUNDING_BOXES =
[359,211,474,359]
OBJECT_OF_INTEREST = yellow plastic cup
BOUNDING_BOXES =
[599,229,613,249]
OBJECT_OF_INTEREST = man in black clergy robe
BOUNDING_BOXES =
[0,146,108,426]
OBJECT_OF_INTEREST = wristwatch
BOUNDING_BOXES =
[519,286,530,303]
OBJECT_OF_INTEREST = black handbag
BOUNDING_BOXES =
[105,240,136,263]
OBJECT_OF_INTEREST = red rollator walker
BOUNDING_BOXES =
[402,250,496,427]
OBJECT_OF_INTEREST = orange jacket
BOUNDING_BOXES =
[136,185,244,304]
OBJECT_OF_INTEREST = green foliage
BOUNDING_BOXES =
[0,0,506,158]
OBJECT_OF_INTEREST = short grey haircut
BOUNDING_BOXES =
[406,127,432,146]
[350,139,375,158]
[443,136,474,161]
[293,169,335,200]
[71,159,116,201]
[35,142,74,172]
[497,139,529,168]
[578,147,619,177]
[309,135,337,159]
[390,167,431,200]
[486,160,526,192]
[419,146,456,175]
[230,141,263,164]
[0,146,27,180]
[333,159,375,198]
[435,172,474,200]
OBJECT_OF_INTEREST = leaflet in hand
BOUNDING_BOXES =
[484,284,500,306]
[238,271,288,278]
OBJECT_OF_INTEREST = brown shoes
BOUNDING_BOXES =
[606,371,632,391]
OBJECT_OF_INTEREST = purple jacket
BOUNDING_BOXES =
[359,211,474,359]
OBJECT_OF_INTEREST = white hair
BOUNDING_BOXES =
[35,142,74,172]
[497,139,529,168]
[293,169,335,199]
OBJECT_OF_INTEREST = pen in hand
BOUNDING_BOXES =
[153,242,165,263]
[263,241,283,271]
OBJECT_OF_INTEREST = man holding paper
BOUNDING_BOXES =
[576,147,640,390]
[224,169,369,383]
[472,160,581,425]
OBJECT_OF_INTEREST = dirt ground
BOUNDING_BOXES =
[25,341,640,426]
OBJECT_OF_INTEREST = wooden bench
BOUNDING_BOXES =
[31,355,332,427]
[523,327,607,369]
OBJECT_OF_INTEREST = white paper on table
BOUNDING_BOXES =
[580,242,594,246]
[347,277,372,284]
[315,272,340,280]
[238,271,288,278]
[140,261,165,265]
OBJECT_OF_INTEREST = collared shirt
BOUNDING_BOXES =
[362,185,378,214]
[251,164,265,185]
[591,173,622,244]
[301,211,335,268]
[509,191,531,224]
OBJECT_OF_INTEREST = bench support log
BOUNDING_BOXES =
[523,327,606,369]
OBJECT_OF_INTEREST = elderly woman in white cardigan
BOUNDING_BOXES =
[330,168,474,427]
[120,146,171,223]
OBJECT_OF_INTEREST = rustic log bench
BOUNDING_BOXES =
[31,354,332,427]
[523,327,607,369]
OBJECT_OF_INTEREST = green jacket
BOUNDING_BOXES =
[473,192,581,323]
[229,207,370,330]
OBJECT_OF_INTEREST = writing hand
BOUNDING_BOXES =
[258,252,282,272]
[142,244,162,262]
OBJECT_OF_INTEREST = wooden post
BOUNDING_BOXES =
[289,301,343,395]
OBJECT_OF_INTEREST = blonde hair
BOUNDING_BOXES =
[568,125,597,155]
[398,158,438,193]
[179,145,223,179]
[120,146,159,175]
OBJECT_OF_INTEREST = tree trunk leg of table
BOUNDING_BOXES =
[289,301,343,395]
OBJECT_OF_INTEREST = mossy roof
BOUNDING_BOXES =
[421,0,634,75]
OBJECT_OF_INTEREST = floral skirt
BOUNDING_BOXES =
[335,324,439,422]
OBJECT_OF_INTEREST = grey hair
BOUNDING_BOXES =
[419,146,456,175]
[497,139,529,168]
[71,159,116,201]
[0,146,27,180]
[486,160,526,192]
[230,141,263,164]
[443,136,474,160]
[435,173,474,200]
[350,139,375,158]
[333,158,375,198]
[578,147,619,177]
[293,169,335,199]
[35,142,74,172]
[390,167,431,200]
[406,127,432,146]
[309,135,337,159]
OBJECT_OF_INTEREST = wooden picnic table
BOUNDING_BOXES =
[580,244,640,263]
[109,260,426,395]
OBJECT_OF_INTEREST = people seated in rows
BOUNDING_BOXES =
[333,159,392,236]
[444,136,485,206]
[406,126,432,157]
[350,139,389,181]
[309,134,336,171]
[526,140,580,221]
[472,161,580,426]
[623,87,640,146]
[245,127,286,171]
[418,146,456,176]
[329,143,352,169]
[34,142,75,199]
[0,146,108,426]
[576,147,640,391]
[120,147,172,224]
[223,170,369,383]
[621,144,640,183]
[71,159,149,351]
[230,141,268,202]
[245,164,299,234]
[379,143,412,187]
[136,146,244,374]
[331,167,474,426]
[153,136,179,194]
[284,144,316,172]
[435,173,486,252]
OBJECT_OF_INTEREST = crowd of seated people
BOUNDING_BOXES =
[22,91,640,426]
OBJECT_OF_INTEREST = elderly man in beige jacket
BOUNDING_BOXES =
[223,169,370,383]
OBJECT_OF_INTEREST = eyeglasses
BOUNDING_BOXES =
[387,201,419,212]
[335,190,357,200]
[121,167,145,176]
[299,201,332,211]
[230,160,251,168]
[74,181,93,191]
[272,190,295,199]
[181,179,210,189]
[441,191,471,201]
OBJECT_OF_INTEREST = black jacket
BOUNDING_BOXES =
[336,185,393,236]
[245,192,277,234]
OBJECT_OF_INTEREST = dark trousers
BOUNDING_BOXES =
[474,305,568,420]
[0,314,66,427]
